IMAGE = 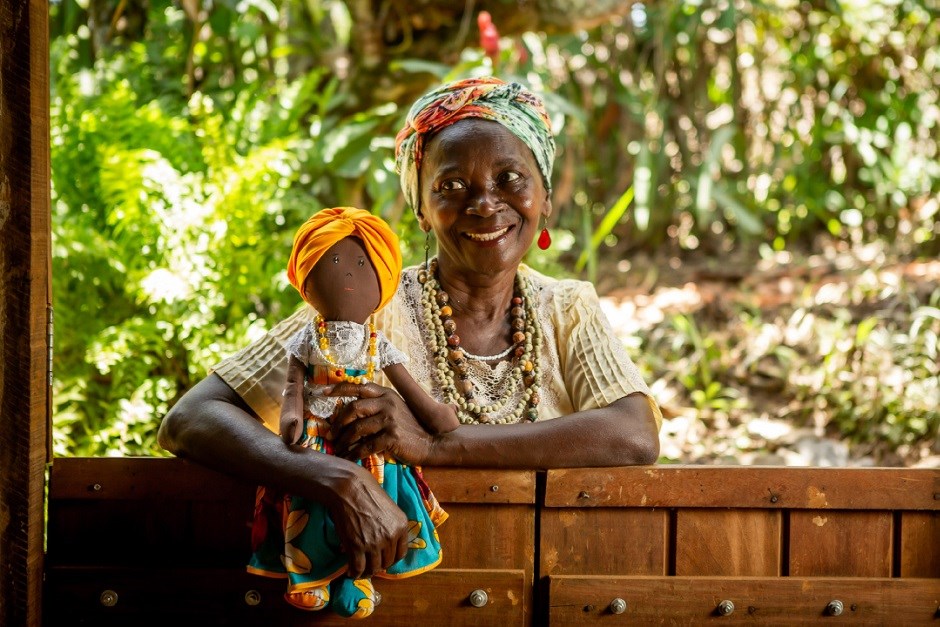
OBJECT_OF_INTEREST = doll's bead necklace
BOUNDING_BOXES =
[314,314,378,384]
[418,258,541,424]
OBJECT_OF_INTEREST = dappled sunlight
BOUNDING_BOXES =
[602,245,940,467]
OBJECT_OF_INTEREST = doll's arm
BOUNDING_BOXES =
[382,363,459,435]
[280,354,307,444]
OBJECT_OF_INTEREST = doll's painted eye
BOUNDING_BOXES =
[332,255,339,264]
[358,258,365,267]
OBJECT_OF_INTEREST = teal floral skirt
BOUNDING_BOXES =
[248,412,448,618]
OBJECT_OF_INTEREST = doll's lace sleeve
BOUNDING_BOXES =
[284,323,315,365]
[375,331,408,370]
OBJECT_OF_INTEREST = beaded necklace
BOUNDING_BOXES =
[314,314,378,384]
[418,258,542,424]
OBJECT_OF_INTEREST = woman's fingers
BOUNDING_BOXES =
[395,529,409,565]
[345,550,367,580]
[340,432,388,461]
[332,407,390,456]
[328,470,410,578]
[321,381,385,400]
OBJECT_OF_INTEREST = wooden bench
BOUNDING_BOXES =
[45,458,939,625]
[541,467,939,624]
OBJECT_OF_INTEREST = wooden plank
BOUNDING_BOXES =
[0,1,50,626]
[45,567,527,626]
[789,511,893,577]
[45,498,254,568]
[540,509,667,577]
[48,457,254,500]
[675,509,781,576]
[421,467,535,504]
[544,466,940,510]
[438,504,533,571]
[900,511,940,578]
[49,458,536,505]
[548,575,940,625]
[46,458,254,567]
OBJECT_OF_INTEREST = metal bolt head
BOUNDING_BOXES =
[609,597,627,614]
[490,485,499,492]
[244,590,261,606]
[469,589,488,608]
[99,590,118,607]
[826,600,844,616]
[717,600,735,616]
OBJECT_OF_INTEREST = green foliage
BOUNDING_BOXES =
[523,0,939,274]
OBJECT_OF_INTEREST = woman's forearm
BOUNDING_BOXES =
[157,373,370,507]
[424,393,660,469]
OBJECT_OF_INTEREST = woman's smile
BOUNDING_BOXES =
[462,224,514,243]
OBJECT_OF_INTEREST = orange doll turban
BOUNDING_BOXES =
[286,207,402,312]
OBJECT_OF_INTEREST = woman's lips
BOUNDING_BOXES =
[463,225,513,242]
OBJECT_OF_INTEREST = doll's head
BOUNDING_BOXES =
[287,207,402,324]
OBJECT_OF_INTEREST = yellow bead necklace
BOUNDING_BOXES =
[314,314,378,384]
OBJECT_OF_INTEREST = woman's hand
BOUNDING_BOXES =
[326,466,410,579]
[325,382,436,464]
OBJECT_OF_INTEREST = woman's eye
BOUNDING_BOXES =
[440,180,466,191]
[501,171,521,184]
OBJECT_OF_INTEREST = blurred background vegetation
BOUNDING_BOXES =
[50,0,938,464]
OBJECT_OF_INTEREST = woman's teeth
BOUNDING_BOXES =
[465,226,509,241]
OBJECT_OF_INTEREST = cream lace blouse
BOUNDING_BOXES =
[214,264,662,433]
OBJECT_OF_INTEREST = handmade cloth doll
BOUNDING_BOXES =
[247,207,458,618]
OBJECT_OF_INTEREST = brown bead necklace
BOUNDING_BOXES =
[418,258,541,424]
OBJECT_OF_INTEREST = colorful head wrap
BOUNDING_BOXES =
[394,77,555,216]
[287,207,402,312]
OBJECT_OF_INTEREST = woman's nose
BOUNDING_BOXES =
[466,185,501,216]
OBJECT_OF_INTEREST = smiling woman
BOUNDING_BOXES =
[157,76,661,616]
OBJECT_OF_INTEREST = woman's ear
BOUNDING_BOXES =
[542,194,553,220]
[417,211,430,233]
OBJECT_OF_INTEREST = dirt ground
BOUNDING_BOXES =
[589,241,940,468]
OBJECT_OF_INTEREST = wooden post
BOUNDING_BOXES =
[0,0,50,625]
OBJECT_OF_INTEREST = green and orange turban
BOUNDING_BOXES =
[394,76,555,216]
[287,207,402,311]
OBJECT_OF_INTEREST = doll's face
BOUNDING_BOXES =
[302,237,380,323]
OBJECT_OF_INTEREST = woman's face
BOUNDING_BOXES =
[418,118,551,278]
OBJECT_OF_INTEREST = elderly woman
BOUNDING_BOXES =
[158,77,661,581]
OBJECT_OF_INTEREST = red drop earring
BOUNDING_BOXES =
[537,226,551,250]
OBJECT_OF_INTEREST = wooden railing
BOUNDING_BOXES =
[44,458,939,625]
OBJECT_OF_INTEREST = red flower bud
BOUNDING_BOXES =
[477,11,500,61]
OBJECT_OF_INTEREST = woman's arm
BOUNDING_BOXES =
[157,373,410,577]
[328,383,659,469]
